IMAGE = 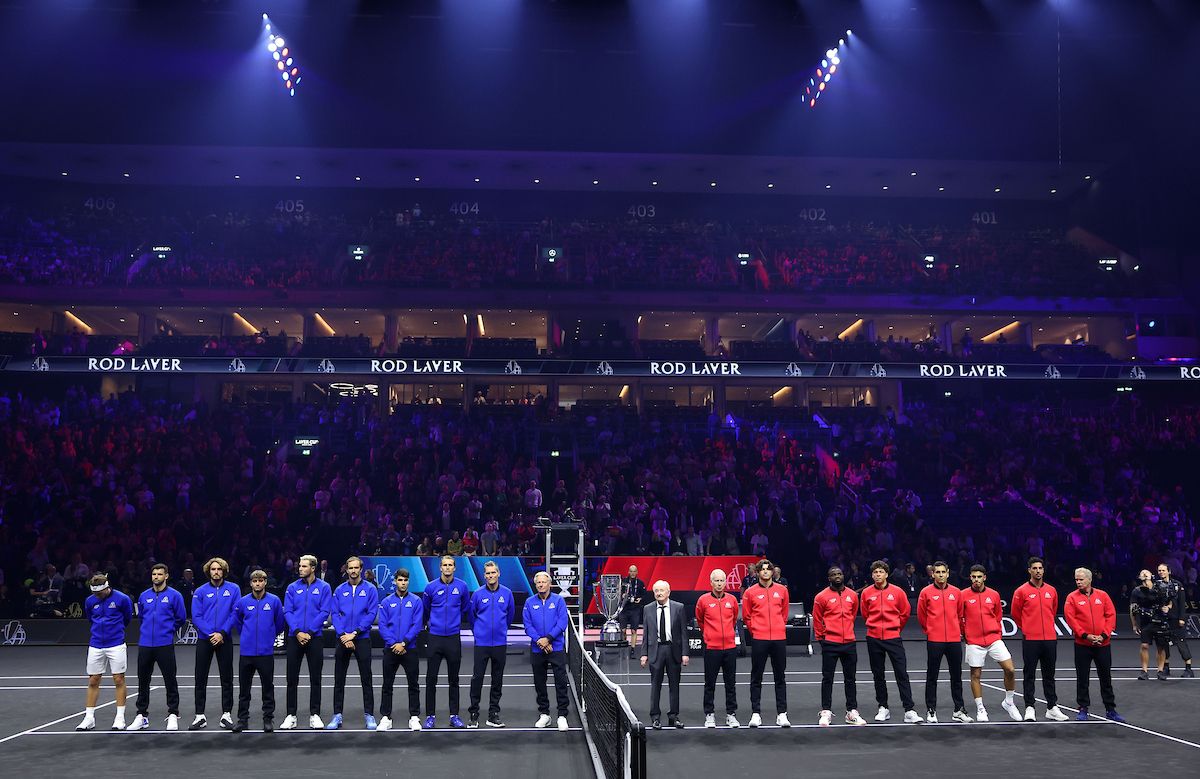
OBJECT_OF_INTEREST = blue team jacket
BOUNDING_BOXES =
[469,584,516,647]
[332,580,380,636]
[378,592,424,647]
[86,590,134,649]
[423,577,470,637]
[234,592,286,656]
[136,586,187,647]
[522,591,568,652]
[284,577,333,635]
[191,581,240,637]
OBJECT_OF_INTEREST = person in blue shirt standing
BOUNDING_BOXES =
[76,573,134,731]
[467,560,516,728]
[522,571,570,731]
[377,569,425,732]
[328,556,380,730]
[422,555,470,729]
[280,554,333,730]
[190,557,240,730]
[232,569,285,733]
[130,564,187,731]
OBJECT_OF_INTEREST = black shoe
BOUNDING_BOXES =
[1137,671,1149,680]
[669,717,684,729]
[1163,664,1171,676]
[1157,671,1169,681]
[232,722,248,733]
[651,719,662,730]
[486,713,506,728]
[468,714,479,729]
[263,719,274,733]
[1184,668,1195,678]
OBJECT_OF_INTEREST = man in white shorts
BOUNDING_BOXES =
[78,573,135,731]
[958,565,1021,722]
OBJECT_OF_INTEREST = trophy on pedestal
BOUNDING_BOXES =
[594,573,629,647]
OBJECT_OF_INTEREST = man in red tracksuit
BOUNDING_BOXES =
[695,568,741,728]
[860,561,920,723]
[812,566,866,726]
[1064,568,1124,722]
[916,560,970,723]
[959,565,1021,722]
[741,559,790,727]
[1011,557,1068,721]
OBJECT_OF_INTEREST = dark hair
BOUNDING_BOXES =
[870,560,890,574]
[151,563,169,575]
[755,560,773,574]
[970,564,987,575]
[931,560,949,571]
[394,568,410,580]
[1027,557,1045,569]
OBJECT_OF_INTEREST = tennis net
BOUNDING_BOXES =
[567,625,647,779]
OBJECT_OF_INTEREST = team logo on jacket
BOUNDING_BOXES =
[985,598,993,604]
[483,598,490,604]
[108,601,117,609]
[404,602,413,608]
[948,595,956,601]
[438,590,445,596]
[161,596,169,603]
[222,591,231,597]
[772,592,780,599]
[358,591,366,597]
[263,604,271,610]
[829,597,839,604]
[452,588,460,595]
[1044,592,1052,598]
[725,602,733,609]
[1028,594,1038,599]
[389,603,397,609]
[886,594,895,601]
[206,593,214,598]
[1094,599,1101,605]
[248,605,256,611]
[1076,600,1086,605]
[932,595,940,601]
[499,597,505,603]
[968,599,977,604]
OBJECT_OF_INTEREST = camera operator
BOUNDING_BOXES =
[1130,570,1169,680]
[1157,564,1194,678]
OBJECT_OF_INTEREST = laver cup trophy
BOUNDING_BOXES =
[595,574,629,647]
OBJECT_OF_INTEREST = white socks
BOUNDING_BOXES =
[1004,691,1014,705]
[85,707,96,718]
[116,706,126,718]
[974,697,984,710]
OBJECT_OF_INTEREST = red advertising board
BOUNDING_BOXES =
[586,555,760,613]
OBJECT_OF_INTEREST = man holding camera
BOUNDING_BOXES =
[1157,563,1194,677]
[1131,569,1169,681]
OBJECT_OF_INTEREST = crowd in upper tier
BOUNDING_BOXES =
[3,385,1196,620]
[0,199,1151,297]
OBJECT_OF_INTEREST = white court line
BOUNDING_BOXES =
[0,686,159,745]
[979,681,1200,750]
[659,719,1112,731]
[24,726,582,735]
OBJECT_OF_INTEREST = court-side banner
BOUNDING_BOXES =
[6,355,1199,382]
[358,555,535,596]
[585,555,760,614]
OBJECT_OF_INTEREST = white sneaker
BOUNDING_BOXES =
[951,710,974,724]
[704,714,716,728]
[846,710,866,725]
[309,715,324,729]
[1001,700,1022,722]
[874,706,891,722]
[189,714,206,730]
[818,710,833,727]
[776,713,791,728]
[376,716,392,732]
[111,714,126,731]
[76,716,96,731]
[1045,706,1069,721]
[903,710,923,724]
[408,716,422,731]
[976,707,989,723]
[1023,706,1036,722]
[534,714,552,729]
[165,714,179,731]
[927,710,939,723]
[748,713,762,728]
[557,716,569,732]
[279,715,298,730]
[130,714,149,731]
[725,714,740,728]
[219,712,234,730]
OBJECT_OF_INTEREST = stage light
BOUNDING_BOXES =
[822,59,828,69]
[846,29,852,36]
[826,49,837,59]
[275,38,284,47]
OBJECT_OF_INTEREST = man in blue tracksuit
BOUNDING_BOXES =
[281,554,333,729]
[423,555,471,728]
[377,569,425,732]
[523,571,570,731]
[77,573,134,731]
[131,564,187,731]
[329,556,380,730]
[190,556,240,730]
[468,560,516,728]
[232,569,285,732]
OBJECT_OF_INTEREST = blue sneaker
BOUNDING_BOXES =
[325,713,343,730]
[423,715,436,730]
[365,714,378,731]
[449,715,465,729]
[1075,708,1089,721]
[1105,710,1126,723]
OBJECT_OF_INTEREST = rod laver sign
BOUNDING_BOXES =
[369,359,465,374]
[650,361,742,376]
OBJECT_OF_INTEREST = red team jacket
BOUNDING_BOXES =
[695,592,740,650]
[859,583,910,640]
[1064,587,1116,646]
[741,582,790,641]
[916,583,963,643]
[1011,582,1059,641]
[812,586,859,644]
[958,586,1003,646]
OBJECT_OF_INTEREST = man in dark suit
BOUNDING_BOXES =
[640,580,690,729]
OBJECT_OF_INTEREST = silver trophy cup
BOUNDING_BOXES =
[595,574,629,646]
